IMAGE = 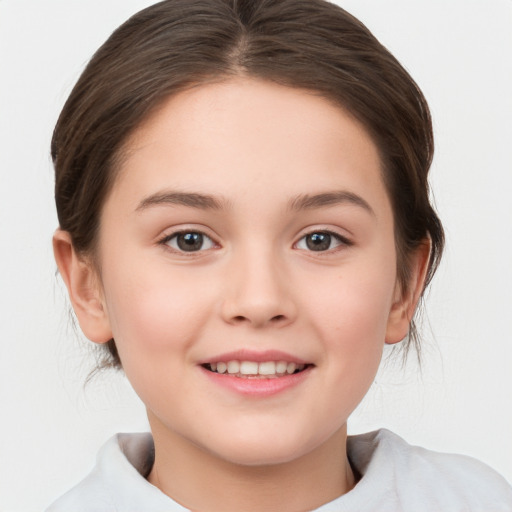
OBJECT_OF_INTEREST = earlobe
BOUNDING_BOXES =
[53,229,113,344]
[385,240,431,345]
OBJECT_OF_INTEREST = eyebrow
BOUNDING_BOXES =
[136,191,227,212]
[288,191,375,216]
[135,189,374,216]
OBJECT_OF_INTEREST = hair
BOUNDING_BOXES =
[52,0,444,371]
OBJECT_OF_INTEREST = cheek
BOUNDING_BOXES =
[302,255,396,378]
[309,262,395,337]
[99,264,215,412]
[101,261,210,362]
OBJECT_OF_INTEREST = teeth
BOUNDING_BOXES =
[227,361,240,374]
[258,361,276,375]
[276,361,288,374]
[286,362,297,374]
[206,360,307,377]
[240,361,259,375]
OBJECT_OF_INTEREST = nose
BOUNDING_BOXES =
[220,248,297,328]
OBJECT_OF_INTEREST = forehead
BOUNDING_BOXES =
[110,78,389,216]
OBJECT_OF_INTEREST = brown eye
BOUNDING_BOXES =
[165,232,215,252]
[296,231,349,252]
[305,233,332,251]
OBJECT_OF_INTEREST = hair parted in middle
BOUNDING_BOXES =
[52,0,444,370]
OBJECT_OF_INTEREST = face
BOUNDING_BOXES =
[82,79,412,465]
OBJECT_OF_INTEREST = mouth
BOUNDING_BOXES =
[201,360,311,379]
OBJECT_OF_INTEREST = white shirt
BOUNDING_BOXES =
[46,429,512,511]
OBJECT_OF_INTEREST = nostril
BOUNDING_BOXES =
[230,314,286,325]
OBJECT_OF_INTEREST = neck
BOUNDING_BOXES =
[147,415,355,512]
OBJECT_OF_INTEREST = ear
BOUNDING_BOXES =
[385,239,431,344]
[53,229,112,344]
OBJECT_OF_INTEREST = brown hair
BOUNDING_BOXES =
[52,0,444,370]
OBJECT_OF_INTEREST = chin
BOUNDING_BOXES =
[214,446,305,467]
[204,429,329,468]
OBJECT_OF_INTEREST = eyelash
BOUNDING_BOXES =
[158,230,217,253]
[294,230,353,253]
[157,229,352,254]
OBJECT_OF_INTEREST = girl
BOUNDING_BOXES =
[43,0,512,510]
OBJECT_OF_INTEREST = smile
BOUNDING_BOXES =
[203,360,308,378]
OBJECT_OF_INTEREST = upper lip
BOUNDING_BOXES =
[198,349,310,365]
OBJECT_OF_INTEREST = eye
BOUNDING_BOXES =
[162,231,216,252]
[295,231,350,252]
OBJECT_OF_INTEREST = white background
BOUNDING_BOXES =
[1,1,511,510]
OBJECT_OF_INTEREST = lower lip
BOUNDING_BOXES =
[200,366,312,397]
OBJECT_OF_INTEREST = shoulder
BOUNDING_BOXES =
[45,433,185,512]
[347,429,512,512]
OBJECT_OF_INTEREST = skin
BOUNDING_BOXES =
[54,78,429,511]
